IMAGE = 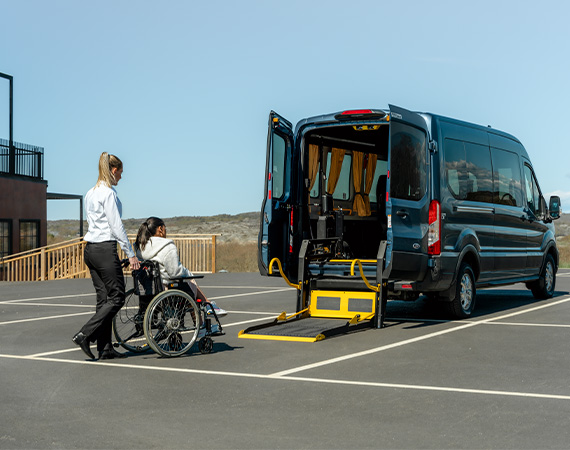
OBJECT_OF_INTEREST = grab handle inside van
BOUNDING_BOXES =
[269,258,302,290]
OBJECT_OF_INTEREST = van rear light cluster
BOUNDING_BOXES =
[428,200,441,255]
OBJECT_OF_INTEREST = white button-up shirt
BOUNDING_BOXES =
[84,184,134,258]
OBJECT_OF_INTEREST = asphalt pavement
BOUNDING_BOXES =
[1,271,570,449]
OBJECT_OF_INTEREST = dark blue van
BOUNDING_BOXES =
[258,105,561,320]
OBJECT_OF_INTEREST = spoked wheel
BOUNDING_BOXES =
[199,336,213,354]
[447,262,476,319]
[143,289,200,357]
[113,289,151,353]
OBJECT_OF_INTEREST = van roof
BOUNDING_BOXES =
[295,108,525,155]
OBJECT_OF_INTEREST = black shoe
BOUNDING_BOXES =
[72,332,96,360]
[98,348,127,360]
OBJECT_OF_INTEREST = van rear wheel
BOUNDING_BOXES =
[448,262,476,319]
[529,254,556,300]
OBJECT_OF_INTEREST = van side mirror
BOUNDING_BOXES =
[549,195,561,220]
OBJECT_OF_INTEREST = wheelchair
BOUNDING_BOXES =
[112,260,224,357]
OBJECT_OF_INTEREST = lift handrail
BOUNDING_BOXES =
[350,259,380,293]
[269,257,302,290]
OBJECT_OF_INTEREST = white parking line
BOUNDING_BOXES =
[270,295,570,377]
[2,353,570,402]
[0,293,94,304]
[0,311,94,325]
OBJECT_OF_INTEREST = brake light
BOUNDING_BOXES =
[428,200,441,255]
[335,109,387,120]
[341,109,373,115]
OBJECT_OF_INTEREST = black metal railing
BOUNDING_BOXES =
[0,138,44,180]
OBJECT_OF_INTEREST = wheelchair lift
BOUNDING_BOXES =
[239,238,388,342]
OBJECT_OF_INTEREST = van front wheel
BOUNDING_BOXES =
[448,263,476,319]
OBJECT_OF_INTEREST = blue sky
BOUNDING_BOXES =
[1,0,569,220]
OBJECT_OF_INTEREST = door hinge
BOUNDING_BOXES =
[429,140,437,153]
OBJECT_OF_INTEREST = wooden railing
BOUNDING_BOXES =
[0,234,218,282]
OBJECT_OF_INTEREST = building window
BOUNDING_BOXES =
[0,220,11,258]
[20,220,40,252]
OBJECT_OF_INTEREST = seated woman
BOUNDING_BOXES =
[134,216,227,317]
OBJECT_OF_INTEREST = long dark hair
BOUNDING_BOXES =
[135,217,165,251]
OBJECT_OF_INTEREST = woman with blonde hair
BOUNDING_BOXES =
[72,152,140,360]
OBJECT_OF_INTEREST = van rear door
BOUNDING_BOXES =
[258,111,297,280]
[387,105,430,280]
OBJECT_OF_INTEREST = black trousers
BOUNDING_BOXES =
[80,241,125,352]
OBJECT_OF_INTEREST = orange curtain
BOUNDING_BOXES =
[307,144,320,210]
[352,151,366,215]
[363,153,378,215]
[308,144,320,192]
[326,148,345,195]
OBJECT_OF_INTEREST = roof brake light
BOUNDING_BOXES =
[335,109,387,120]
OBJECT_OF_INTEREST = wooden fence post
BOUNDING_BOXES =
[211,235,216,274]
[40,248,46,281]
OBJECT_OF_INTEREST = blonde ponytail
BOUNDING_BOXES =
[96,152,123,187]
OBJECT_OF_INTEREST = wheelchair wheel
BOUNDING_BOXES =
[143,289,200,357]
[199,336,213,354]
[113,288,150,353]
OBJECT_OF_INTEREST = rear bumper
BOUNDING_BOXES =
[389,251,456,293]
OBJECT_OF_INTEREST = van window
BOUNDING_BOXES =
[272,133,286,199]
[370,159,388,203]
[309,151,352,201]
[444,139,493,203]
[491,149,522,207]
[390,122,426,201]
[523,164,541,215]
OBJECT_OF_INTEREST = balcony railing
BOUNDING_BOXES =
[0,138,44,180]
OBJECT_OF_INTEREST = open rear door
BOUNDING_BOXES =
[258,111,297,280]
[387,105,431,280]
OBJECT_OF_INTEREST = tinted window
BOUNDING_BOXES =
[491,148,522,207]
[0,220,11,258]
[20,220,39,252]
[272,133,286,199]
[390,122,426,201]
[524,164,541,215]
[444,139,493,203]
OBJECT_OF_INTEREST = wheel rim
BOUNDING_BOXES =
[459,272,473,311]
[545,261,554,293]
[144,290,200,357]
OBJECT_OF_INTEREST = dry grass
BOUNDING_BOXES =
[557,235,570,268]
[216,241,258,272]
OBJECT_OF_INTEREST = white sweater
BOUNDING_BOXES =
[137,236,193,285]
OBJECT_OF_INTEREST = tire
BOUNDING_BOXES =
[199,336,213,354]
[530,254,556,300]
[112,288,150,353]
[447,262,476,319]
[143,289,200,357]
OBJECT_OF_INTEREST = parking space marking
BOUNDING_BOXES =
[271,295,570,377]
[208,287,293,300]
[2,353,570,402]
[0,310,94,326]
[484,321,570,328]
[0,293,94,304]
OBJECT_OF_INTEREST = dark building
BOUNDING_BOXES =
[0,138,47,257]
